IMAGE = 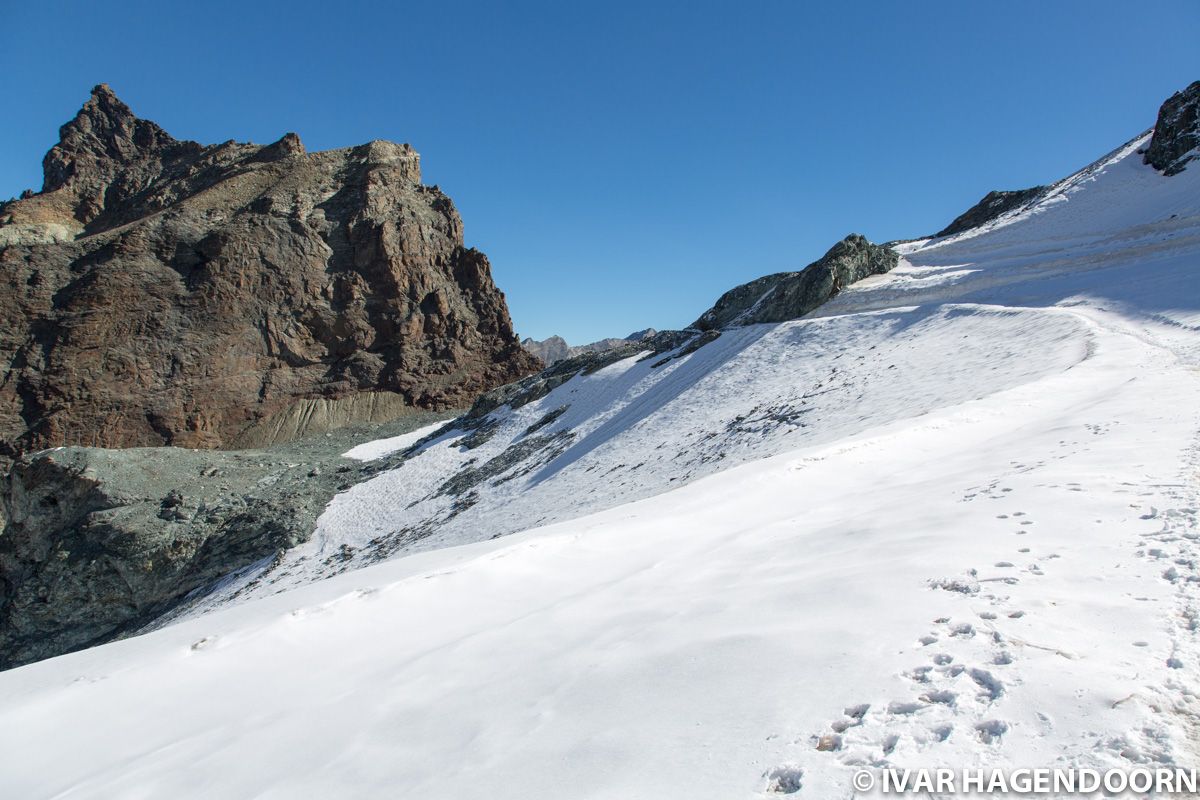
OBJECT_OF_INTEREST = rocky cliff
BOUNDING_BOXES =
[0,85,540,464]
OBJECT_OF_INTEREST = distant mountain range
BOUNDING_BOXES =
[522,328,658,365]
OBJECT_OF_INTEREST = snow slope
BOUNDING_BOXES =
[1,132,1199,798]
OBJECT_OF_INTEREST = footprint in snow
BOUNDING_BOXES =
[949,622,976,638]
[969,668,1005,701]
[920,689,957,706]
[975,719,1010,744]
[929,724,953,742]
[763,764,803,794]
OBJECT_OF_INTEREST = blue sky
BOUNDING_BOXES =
[2,1,1197,343]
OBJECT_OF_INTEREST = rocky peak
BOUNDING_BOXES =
[39,85,201,224]
[1144,80,1200,176]
[46,84,179,175]
[0,86,539,462]
[254,131,306,162]
[349,139,421,182]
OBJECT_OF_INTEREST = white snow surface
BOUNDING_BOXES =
[340,419,450,461]
[3,132,1200,798]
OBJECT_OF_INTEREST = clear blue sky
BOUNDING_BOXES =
[2,1,1196,343]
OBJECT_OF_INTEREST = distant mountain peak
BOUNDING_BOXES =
[522,330,659,365]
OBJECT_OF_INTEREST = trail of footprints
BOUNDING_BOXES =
[764,508,1048,794]
[1128,437,1200,764]
[765,456,1113,793]
[763,424,1200,794]
[801,608,1025,769]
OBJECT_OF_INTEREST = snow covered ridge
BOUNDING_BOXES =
[1,84,1200,798]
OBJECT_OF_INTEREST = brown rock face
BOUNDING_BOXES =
[0,85,541,460]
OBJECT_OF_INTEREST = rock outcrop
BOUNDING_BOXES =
[1144,80,1200,176]
[0,85,540,464]
[692,234,897,330]
[935,186,1046,238]
[522,328,659,366]
[0,410,455,670]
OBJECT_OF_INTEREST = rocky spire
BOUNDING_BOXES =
[39,85,196,223]
[43,85,176,191]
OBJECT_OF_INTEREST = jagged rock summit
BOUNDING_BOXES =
[0,85,540,462]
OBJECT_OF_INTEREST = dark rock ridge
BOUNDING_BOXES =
[1144,80,1200,176]
[935,187,1047,238]
[691,234,898,330]
[0,410,456,670]
[475,235,896,421]
[0,85,540,464]
[931,81,1200,238]
[522,328,659,365]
